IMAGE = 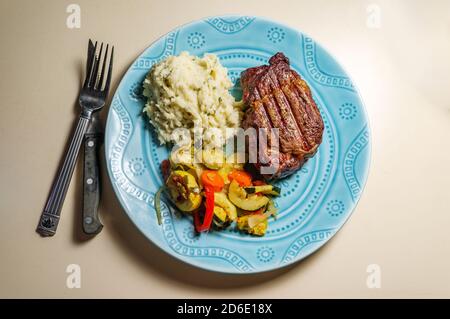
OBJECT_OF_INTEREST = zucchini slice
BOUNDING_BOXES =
[213,206,227,222]
[228,180,269,211]
[212,206,228,229]
[214,192,237,221]
[244,185,281,196]
[165,170,202,212]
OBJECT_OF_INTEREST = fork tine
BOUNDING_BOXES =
[103,46,114,95]
[83,40,96,88]
[94,43,104,89]
[98,44,109,91]
[86,41,98,88]
[88,42,102,88]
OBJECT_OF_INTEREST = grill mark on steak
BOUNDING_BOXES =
[253,71,290,150]
[268,58,319,154]
[251,59,307,154]
[293,81,324,146]
[263,94,300,153]
[271,69,313,153]
[281,84,311,151]
[289,84,317,148]
[252,100,273,131]
[266,67,307,154]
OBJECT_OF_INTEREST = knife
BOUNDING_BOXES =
[82,112,103,235]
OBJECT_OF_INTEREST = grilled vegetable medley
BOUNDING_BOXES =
[155,150,279,236]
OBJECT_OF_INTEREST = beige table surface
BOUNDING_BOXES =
[1,0,450,298]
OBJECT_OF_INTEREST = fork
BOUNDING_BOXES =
[37,39,114,237]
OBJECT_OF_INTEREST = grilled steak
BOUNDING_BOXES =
[241,52,324,179]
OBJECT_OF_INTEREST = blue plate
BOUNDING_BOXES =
[105,15,371,274]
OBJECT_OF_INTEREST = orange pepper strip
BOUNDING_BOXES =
[201,170,224,192]
[228,170,252,187]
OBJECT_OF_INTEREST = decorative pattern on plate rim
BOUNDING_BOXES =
[205,16,255,34]
[281,229,335,264]
[326,200,345,217]
[133,31,179,70]
[182,226,200,244]
[127,157,147,176]
[218,51,268,63]
[267,27,285,43]
[343,126,370,202]
[257,246,275,263]
[303,37,354,91]
[160,204,254,272]
[339,102,357,120]
[110,96,154,205]
[187,32,206,49]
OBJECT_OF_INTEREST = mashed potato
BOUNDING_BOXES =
[143,52,242,145]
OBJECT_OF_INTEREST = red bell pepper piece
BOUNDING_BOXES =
[194,185,215,232]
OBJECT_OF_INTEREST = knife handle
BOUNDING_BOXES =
[82,133,103,235]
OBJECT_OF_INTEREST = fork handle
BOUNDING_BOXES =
[37,115,90,236]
